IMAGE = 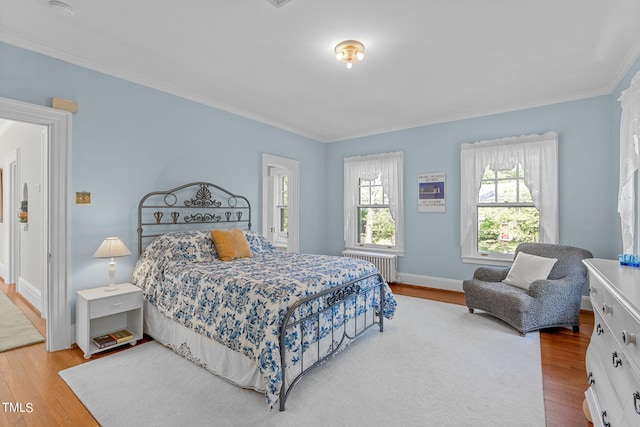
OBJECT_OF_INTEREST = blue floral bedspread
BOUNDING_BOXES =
[132,230,397,407]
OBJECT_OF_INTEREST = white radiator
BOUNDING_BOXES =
[341,250,398,283]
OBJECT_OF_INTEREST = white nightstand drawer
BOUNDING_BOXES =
[89,292,142,319]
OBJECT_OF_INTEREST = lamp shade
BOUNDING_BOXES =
[93,237,131,258]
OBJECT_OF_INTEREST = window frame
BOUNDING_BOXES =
[460,132,558,265]
[344,152,404,255]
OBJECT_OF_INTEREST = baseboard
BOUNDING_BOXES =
[17,276,42,313]
[396,271,594,312]
[0,262,6,280]
[396,272,463,292]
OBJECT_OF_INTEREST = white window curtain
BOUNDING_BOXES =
[344,151,404,254]
[460,132,558,260]
[618,70,640,255]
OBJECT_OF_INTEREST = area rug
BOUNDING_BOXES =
[59,295,545,426]
[0,290,44,352]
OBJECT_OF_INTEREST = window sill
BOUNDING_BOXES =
[461,255,513,267]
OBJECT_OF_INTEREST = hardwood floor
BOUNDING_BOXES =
[1,281,593,426]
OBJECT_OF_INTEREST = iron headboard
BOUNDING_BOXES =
[137,181,252,255]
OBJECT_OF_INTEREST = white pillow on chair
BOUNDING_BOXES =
[503,252,557,290]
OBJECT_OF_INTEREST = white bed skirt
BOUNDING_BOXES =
[143,300,266,393]
[144,297,374,405]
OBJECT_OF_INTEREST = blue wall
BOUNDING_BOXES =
[325,95,621,281]
[2,41,639,291]
[0,42,327,293]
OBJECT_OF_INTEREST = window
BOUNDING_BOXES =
[267,167,289,248]
[344,152,404,254]
[478,164,539,254]
[275,172,288,242]
[460,132,558,264]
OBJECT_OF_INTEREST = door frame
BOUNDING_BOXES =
[262,153,299,253]
[0,97,72,352]
[4,149,19,286]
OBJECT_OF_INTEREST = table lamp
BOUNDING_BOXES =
[93,237,131,291]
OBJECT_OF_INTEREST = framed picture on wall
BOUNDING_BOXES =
[418,172,445,213]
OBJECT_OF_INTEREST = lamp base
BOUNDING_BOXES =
[104,283,119,292]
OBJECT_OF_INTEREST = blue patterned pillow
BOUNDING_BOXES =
[142,230,217,263]
[244,231,277,254]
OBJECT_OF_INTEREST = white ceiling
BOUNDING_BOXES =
[2,0,640,142]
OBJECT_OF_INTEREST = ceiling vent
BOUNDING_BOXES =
[268,0,294,7]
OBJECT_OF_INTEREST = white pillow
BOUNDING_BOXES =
[502,252,557,290]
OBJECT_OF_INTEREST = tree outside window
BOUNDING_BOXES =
[477,164,539,254]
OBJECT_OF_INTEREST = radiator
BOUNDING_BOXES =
[341,250,398,283]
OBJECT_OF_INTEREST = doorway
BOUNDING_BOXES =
[0,97,71,352]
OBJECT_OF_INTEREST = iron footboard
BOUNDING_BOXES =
[278,271,385,411]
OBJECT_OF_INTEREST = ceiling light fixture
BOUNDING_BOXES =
[334,40,365,69]
[49,0,74,16]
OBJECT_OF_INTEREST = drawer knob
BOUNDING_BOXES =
[596,324,604,335]
[623,330,637,345]
[602,303,613,315]
[634,391,640,415]
[612,351,623,368]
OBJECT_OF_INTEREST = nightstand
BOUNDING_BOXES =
[76,283,143,359]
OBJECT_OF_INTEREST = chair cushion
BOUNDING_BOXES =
[502,251,557,290]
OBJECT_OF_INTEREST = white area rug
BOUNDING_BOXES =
[59,295,545,426]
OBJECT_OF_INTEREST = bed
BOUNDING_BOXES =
[132,182,397,410]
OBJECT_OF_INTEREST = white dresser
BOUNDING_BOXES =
[584,258,640,427]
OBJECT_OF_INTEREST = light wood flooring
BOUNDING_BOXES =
[1,281,593,426]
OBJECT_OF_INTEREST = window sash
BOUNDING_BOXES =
[273,171,288,243]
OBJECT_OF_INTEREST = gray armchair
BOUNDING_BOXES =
[463,243,593,336]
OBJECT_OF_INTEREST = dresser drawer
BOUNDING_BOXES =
[594,283,640,375]
[586,344,626,427]
[609,302,640,375]
[89,292,142,319]
[622,387,640,426]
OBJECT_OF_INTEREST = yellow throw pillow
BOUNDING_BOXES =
[211,229,252,261]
